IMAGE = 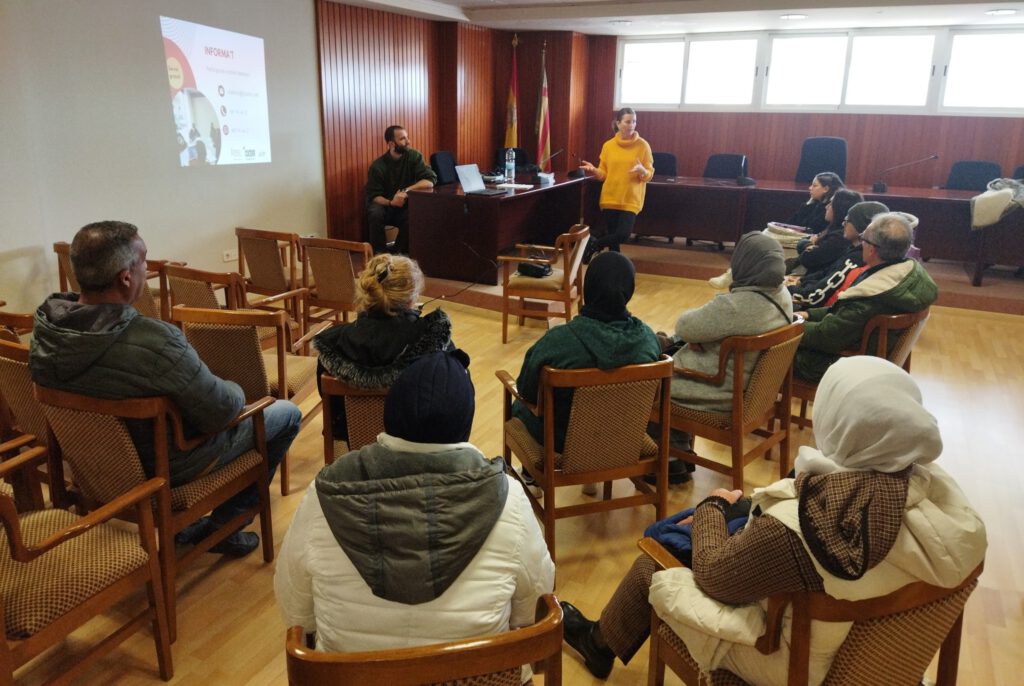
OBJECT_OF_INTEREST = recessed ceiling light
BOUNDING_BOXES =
[780,14,808,20]
[609,20,632,26]
[985,8,1019,15]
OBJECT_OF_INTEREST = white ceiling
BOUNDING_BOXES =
[338,0,1024,35]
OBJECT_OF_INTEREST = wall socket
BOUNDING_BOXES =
[222,248,238,263]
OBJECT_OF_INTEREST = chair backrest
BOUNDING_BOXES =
[544,358,672,474]
[856,308,930,370]
[652,152,678,177]
[53,242,80,292]
[494,147,531,172]
[430,151,458,185]
[944,160,1003,191]
[1012,164,1024,180]
[795,137,847,183]
[320,374,389,459]
[716,322,804,426]
[0,340,50,446]
[764,563,983,686]
[285,594,563,686]
[161,263,246,320]
[171,306,278,402]
[300,237,371,309]
[236,227,300,294]
[703,153,748,179]
[554,224,590,291]
[34,385,155,505]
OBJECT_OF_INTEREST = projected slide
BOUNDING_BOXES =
[161,16,271,166]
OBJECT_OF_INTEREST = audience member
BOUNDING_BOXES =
[275,351,554,684]
[30,221,300,557]
[790,200,889,309]
[510,252,661,494]
[579,107,654,261]
[794,212,937,383]
[313,253,456,442]
[790,188,863,277]
[365,124,437,254]
[710,171,844,288]
[559,356,986,682]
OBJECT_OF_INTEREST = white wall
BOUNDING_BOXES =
[0,0,326,312]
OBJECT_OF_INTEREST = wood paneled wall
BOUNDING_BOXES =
[317,4,1022,240]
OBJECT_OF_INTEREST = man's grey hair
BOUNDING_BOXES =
[70,221,141,292]
[862,212,912,262]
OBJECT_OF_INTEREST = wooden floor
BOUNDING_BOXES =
[16,272,1024,685]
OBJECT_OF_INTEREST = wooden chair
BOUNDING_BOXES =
[53,241,167,319]
[0,340,50,512]
[171,306,320,495]
[0,310,32,344]
[498,357,672,562]
[793,309,930,429]
[235,227,305,324]
[158,263,246,321]
[662,321,804,491]
[497,224,590,344]
[300,236,372,326]
[0,446,173,683]
[320,374,388,465]
[34,386,276,642]
[285,594,563,686]
[640,537,982,686]
[1,448,173,683]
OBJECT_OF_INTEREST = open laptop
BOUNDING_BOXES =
[455,163,506,196]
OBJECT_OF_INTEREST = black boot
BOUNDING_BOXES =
[560,601,614,679]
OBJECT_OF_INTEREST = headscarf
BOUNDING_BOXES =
[795,356,942,475]
[729,231,785,290]
[580,251,635,322]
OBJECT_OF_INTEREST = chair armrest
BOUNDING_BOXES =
[0,445,47,481]
[1,477,166,563]
[249,287,309,308]
[0,433,37,457]
[755,594,792,655]
[672,364,727,384]
[495,370,536,414]
[638,537,684,571]
[513,242,556,253]
[167,396,275,451]
[292,320,331,352]
[496,255,557,267]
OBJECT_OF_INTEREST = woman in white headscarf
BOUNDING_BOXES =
[559,356,987,685]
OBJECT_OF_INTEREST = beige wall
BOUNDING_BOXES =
[0,0,326,312]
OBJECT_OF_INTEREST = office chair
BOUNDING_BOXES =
[703,153,748,179]
[652,152,678,177]
[794,137,847,183]
[945,161,1003,191]
[429,151,458,185]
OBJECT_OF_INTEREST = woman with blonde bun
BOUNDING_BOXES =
[313,253,458,439]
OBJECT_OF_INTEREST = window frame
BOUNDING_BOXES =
[936,27,1024,116]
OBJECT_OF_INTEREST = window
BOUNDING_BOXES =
[683,38,758,105]
[943,32,1024,109]
[765,35,846,106]
[846,34,934,107]
[619,41,685,105]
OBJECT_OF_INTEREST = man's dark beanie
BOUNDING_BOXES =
[383,351,475,443]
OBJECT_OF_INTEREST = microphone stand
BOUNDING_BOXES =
[872,154,939,193]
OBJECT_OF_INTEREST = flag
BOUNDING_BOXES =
[536,44,551,172]
[504,35,518,149]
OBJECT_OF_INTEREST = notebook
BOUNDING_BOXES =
[455,164,507,196]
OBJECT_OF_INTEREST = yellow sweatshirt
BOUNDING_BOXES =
[596,133,654,214]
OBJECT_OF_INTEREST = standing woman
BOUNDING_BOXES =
[579,107,654,262]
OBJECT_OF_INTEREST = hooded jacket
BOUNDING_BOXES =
[511,314,661,451]
[274,436,554,655]
[29,293,244,484]
[790,242,865,309]
[794,259,937,383]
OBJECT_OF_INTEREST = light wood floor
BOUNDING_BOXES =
[16,273,1024,685]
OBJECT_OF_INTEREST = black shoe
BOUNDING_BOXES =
[643,457,691,486]
[560,601,614,679]
[582,242,602,265]
[175,516,215,546]
[209,531,260,558]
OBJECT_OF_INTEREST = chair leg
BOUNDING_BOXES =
[543,484,557,564]
[731,431,744,491]
[502,290,510,344]
[517,297,525,326]
[158,526,178,644]
[259,471,274,563]
[647,611,665,686]
[146,561,174,680]
[279,451,290,496]
[936,611,965,686]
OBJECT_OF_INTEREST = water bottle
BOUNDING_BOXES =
[504,148,516,183]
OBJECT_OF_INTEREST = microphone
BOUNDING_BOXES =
[872,154,939,193]
[537,148,563,171]
[568,152,586,178]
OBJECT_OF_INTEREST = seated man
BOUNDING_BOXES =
[793,212,937,383]
[366,124,437,255]
[558,356,986,682]
[275,351,554,682]
[30,220,301,556]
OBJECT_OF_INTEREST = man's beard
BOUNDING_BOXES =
[392,143,409,156]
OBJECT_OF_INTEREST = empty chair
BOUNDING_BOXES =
[299,236,372,325]
[284,595,564,685]
[703,153,748,179]
[235,227,305,329]
[494,146,531,173]
[794,137,847,183]
[945,160,1003,191]
[429,151,458,185]
[652,152,678,177]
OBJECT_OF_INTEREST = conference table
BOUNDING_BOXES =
[408,174,585,284]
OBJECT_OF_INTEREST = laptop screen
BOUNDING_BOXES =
[455,164,486,192]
